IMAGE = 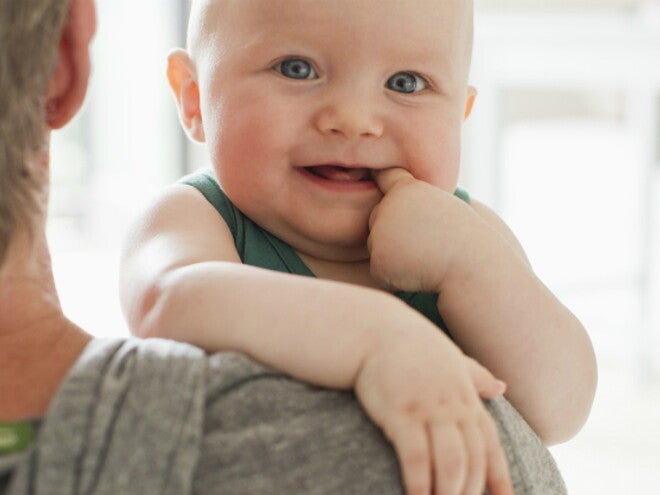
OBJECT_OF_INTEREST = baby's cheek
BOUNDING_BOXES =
[211,116,261,171]
[411,162,459,193]
[399,130,461,190]
[428,148,462,191]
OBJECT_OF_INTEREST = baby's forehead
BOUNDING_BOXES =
[189,0,472,33]
[188,0,473,65]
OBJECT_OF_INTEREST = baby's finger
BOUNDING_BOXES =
[460,422,487,495]
[481,415,515,495]
[465,357,506,399]
[389,421,432,495]
[371,167,416,194]
[430,423,466,495]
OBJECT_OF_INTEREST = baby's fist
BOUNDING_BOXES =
[368,168,468,293]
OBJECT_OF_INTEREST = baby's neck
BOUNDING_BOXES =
[296,252,392,291]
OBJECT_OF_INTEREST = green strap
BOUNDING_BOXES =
[454,186,471,204]
[0,421,35,455]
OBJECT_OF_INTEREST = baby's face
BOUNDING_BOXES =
[188,0,474,261]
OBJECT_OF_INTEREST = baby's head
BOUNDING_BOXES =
[169,0,476,260]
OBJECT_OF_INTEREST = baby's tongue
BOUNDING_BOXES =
[309,165,369,182]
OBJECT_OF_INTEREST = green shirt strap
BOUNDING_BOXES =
[454,186,471,204]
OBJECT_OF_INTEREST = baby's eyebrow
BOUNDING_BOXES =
[233,30,298,58]
[384,44,455,69]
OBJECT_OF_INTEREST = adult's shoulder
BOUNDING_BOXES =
[200,352,403,494]
[201,353,567,495]
[9,337,209,495]
[14,338,566,494]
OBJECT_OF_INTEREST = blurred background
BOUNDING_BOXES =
[48,0,660,492]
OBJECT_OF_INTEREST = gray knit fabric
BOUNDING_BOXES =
[7,338,566,494]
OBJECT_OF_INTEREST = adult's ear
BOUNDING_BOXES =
[167,49,206,142]
[464,85,477,121]
[45,0,97,129]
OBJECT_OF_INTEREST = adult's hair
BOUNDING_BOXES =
[0,0,69,264]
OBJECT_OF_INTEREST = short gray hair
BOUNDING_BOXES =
[0,0,70,264]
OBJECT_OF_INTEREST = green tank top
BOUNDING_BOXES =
[180,170,471,337]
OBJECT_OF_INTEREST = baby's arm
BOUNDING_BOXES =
[120,183,514,495]
[369,168,597,446]
[120,184,424,386]
[443,199,597,445]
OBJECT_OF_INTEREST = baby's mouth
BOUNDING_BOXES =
[303,165,373,182]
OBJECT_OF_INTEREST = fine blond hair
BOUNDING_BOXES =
[0,0,69,264]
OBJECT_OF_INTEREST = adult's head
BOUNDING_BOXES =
[0,0,95,266]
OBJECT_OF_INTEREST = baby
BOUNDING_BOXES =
[120,1,597,494]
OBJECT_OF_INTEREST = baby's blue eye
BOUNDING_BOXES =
[386,72,427,94]
[275,58,317,80]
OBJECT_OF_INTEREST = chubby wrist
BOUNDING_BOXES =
[371,291,447,348]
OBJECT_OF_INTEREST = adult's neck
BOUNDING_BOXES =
[0,230,91,420]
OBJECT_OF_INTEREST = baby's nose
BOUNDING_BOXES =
[314,94,384,140]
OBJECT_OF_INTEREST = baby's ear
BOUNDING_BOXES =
[464,86,477,121]
[167,49,205,142]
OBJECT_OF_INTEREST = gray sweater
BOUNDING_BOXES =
[6,338,566,494]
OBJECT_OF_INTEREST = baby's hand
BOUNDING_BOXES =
[368,168,477,293]
[355,327,513,495]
